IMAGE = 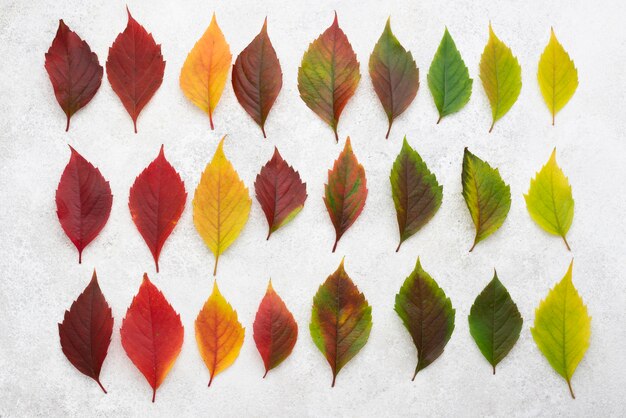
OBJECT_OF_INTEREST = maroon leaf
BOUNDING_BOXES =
[254,148,307,239]
[106,8,165,133]
[59,270,113,393]
[232,18,283,138]
[56,146,113,263]
[129,146,187,272]
[44,20,103,131]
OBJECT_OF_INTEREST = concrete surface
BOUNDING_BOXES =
[1,0,625,416]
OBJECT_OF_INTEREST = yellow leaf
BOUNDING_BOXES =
[195,281,245,386]
[180,14,232,130]
[537,28,579,125]
[193,137,251,275]
[531,261,590,398]
[524,148,574,250]
[479,24,522,133]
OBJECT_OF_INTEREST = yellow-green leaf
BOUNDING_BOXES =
[461,148,511,251]
[479,24,522,132]
[531,261,590,399]
[524,149,574,250]
[193,137,251,275]
[537,28,579,125]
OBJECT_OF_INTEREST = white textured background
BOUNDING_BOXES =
[1,0,625,416]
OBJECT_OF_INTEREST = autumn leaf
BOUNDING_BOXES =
[427,28,472,124]
[45,20,103,131]
[468,271,522,374]
[56,146,112,263]
[479,24,522,132]
[324,138,368,252]
[524,149,574,250]
[462,148,511,251]
[106,8,165,133]
[395,257,455,379]
[193,137,251,275]
[310,259,372,387]
[180,13,231,130]
[120,274,184,402]
[129,146,187,272]
[232,18,282,138]
[195,281,245,386]
[369,18,419,139]
[538,28,579,125]
[298,12,360,142]
[253,280,298,377]
[531,261,590,399]
[255,148,307,240]
[58,270,113,393]
[390,137,442,252]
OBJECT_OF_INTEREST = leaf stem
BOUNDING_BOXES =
[261,125,267,139]
[385,120,392,139]
[65,114,71,132]
[213,255,219,276]
[332,239,338,253]
[492,364,496,375]
[396,240,402,252]
[263,370,268,378]
[209,112,215,130]
[567,379,575,399]
[152,388,156,403]
[489,121,495,133]
[436,115,442,124]
[96,378,107,394]
[562,235,571,251]
[331,374,336,387]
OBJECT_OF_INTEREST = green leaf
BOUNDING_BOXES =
[427,28,473,124]
[479,24,522,132]
[531,261,591,399]
[468,271,523,374]
[310,258,372,387]
[395,257,455,379]
[390,137,442,252]
[524,148,574,250]
[461,148,511,251]
[369,18,419,139]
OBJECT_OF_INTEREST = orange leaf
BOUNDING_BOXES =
[120,274,183,402]
[195,281,245,386]
[180,14,232,130]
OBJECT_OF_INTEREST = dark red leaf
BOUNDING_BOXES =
[58,270,113,393]
[232,18,283,138]
[129,146,186,272]
[254,148,307,239]
[56,147,112,263]
[106,8,165,133]
[44,20,103,131]
[253,280,298,377]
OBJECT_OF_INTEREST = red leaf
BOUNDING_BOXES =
[129,146,187,272]
[45,20,103,131]
[56,147,112,263]
[120,274,184,402]
[106,8,165,133]
[253,280,298,377]
[324,138,368,252]
[254,148,307,240]
[58,270,113,393]
[232,18,282,138]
